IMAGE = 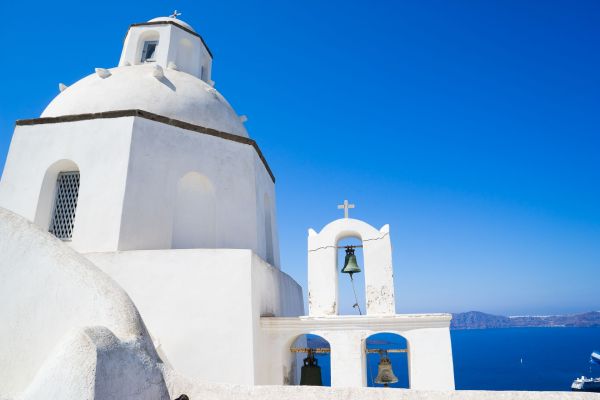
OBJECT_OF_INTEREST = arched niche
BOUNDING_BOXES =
[136,30,160,64]
[365,332,409,388]
[307,218,395,316]
[175,37,199,76]
[171,171,216,249]
[34,159,80,232]
[263,193,275,265]
[287,333,331,386]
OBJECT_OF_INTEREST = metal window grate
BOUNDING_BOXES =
[49,171,80,240]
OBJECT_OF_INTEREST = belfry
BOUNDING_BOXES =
[0,13,455,399]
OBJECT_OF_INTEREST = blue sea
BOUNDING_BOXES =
[307,327,600,390]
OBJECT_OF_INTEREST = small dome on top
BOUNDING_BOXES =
[148,16,195,32]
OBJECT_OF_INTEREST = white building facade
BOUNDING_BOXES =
[0,14,454,397]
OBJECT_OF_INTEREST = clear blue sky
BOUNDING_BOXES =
[1,0,598,316]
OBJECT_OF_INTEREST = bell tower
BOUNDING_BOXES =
[118,13,213,83]
[307,201,395,316]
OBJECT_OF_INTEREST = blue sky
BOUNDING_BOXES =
[1,0,599,316]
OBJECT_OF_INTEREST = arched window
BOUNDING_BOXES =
[264,194,274,265]
[172,171,216,249]
[49,172,80,240]
[137,30,160,63]
[35,160,80,240]
[365,332,409,388]
[289,334,331,386]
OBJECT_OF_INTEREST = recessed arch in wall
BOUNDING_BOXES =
[176,37,195,73]
[264,193,274,265]
[136,30,160,63]
[365,332,409,388]
[35,159,81,236]
[171,171,216,249]
[288,333,331,386]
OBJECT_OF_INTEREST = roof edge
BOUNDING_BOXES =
[16,109,274,182]
[128,21,213,58]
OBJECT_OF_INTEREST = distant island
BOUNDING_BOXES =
[451,311,600,329]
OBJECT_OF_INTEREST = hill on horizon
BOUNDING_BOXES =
[451,311,600,329]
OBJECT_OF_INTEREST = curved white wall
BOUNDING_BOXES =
[0,207,159,397]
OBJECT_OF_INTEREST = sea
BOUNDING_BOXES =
[308,327,600,390]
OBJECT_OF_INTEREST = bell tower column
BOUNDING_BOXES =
[327,331,366,387]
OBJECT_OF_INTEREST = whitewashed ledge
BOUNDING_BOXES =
[166,379,600,400]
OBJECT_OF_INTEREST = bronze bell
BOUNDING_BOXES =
[374,351,398,386]
[300,350,323,386]
[341,246,361,276]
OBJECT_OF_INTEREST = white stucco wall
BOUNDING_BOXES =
[161,375,600,400]
[254,153,281,267]
[260,315,455,390]
[117,117,279,265]
[0,207,165,399]
[86,249,303,385]
[21,327,169,400]
[0,119,133,252]
[0,117,280,266]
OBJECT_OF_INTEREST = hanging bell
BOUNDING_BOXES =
[374,352,398,386]
[300,350,323,386]
[341,246,361,276]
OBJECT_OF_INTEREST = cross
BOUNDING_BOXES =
[337,200,355,219]
[170,10,182,18]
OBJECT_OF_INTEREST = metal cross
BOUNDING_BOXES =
[337,199,355,219]
[170,10,182,18]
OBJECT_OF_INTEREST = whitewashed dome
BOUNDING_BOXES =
[42,64,249,138]
[148,16,195,32]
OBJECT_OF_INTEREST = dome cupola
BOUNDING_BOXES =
[41,13,249,137]
[119,12,212,82]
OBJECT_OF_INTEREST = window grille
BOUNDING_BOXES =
[49,171,80,240]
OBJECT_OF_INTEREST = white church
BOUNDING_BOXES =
[0,14,456,400]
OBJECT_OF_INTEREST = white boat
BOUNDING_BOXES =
[592,351,600,365]
[571,351,600,392]
[571,376,600,392]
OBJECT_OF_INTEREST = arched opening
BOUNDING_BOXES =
[176,37,195,73]
[136,30,160,63]
[264,193,274,265]
[171,171,216,249]
[365,332,409,388]
[289,334,331,386]
[337,236,366,315]
[35,159,80,240]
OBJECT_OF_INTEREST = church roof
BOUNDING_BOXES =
[42,64,249,138]
[147,16,195,32]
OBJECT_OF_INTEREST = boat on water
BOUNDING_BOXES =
[571,376,600,392]
[571,351,600,392]
[593,351,600,365]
